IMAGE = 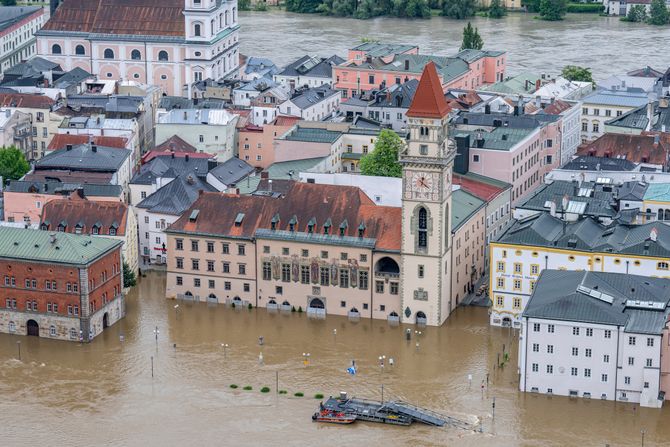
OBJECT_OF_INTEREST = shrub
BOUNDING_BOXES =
[260,386,271,393]
[231,302,236,308]
[294,392,304,397]
[566,2,602,13]
[291,306,296,312]
[314,393,324,399]
[279,390,288,394]
[230,384,238,389]
[298,306,303,313]
[253,2,268,11]
[243,385,253,390]
[248,303,253,310]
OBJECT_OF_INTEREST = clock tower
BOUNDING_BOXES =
[400,62,455,326]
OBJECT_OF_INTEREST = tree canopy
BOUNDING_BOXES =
[442,0,477,19]
[539,0,566,21]
[123,262,137,288]
[488,0,507,18]
[624,4,647,22]
[648,0,670,25]
[359,129,403,178]
[460,22,484,51]
[0,146,29,184]
[561,65,594,84]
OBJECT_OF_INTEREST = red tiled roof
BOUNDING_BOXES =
[541,99,572,115]
[43,0,185,37]
[41,195,128,236]
[169,182,402,251]
[154,135,197,153]
[48,134,127,151]
[578,133,669,166]
[407,62,451,119]
[0,93,55,109]
[272,115,301,127]
[453,174,508,202]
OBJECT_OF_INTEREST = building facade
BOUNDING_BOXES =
[36,0,240,96]
[0,6,45,74]
[0,226,124,342]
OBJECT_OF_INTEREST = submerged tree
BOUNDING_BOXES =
[442,0,477,19]
[460,22,484,51]
[123,262,137,288]
[648,0,670,25]
[488,0,507,18]
[539,0,566,21]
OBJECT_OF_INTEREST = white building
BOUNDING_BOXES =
[155,108,238,160]
[278,85,341,121]
[519,270,670,408]
[0,6,44,73]
[580,90,648,142]
[274,55,344,90]
[298,172,402,207]
[489,213,670,328]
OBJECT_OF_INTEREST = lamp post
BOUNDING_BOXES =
[379,355,386,373]
[221,343,229,358]
[153,326,159,344]
[641,428,645,447]
[16,340,21,361]
[302,352,310,367]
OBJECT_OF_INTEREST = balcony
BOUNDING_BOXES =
[374,257,400,279]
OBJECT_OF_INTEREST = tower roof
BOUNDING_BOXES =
[407,62,450,119]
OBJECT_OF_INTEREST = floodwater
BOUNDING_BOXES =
[0,272,667,446]
[240,11,670,81]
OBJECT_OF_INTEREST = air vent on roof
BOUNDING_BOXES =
[625,300,665,310]
[189,209,200,221]
[234,213,245,226]
[577,285,614,304]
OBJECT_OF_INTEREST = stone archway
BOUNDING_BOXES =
[416,311,427,325]
[309,298,325,309]
[103,312,109,329]
[27,319,39,336]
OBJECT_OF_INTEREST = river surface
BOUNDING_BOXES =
[0,272,667,446]
[240,11,670,80]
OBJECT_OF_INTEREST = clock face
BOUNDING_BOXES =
[412,172,433,191]
[406,171,439,200]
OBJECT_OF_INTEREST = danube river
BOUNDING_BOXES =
[0,272,667,446]
[240,11,670,80]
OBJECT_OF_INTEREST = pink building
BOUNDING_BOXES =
[238,115,299,169]
[334,45,505,98]
[36,0,240,96]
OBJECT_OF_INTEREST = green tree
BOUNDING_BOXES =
[488,0,506,17]
[123,262,137,288]
[359,129,403,178]
[238,0,251,10]
[460,22,484,50]
[285,0,323,13]
[648,0,670,25]
[561,65,594,83]
[442,0,476,19]
[1,0,17,6]
[539,0,566,21]
[0,146,29,184]
[624,4,647,22]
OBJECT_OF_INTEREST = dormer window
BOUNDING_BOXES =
[339,220,348,237]
[307,218,316,235]
[288,216,297,232]
[323,218,332,235]
[358,222,366,238]
[92,227,99,235]
[234,213,245,227]
[40,223,48,231]
[271,214,279,231]
[109,228,116,236]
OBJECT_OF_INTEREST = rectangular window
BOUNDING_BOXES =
[629,336,636,346]
[513,279,522,291]
[238,264,246,275]
[513,297,521,309]
[389,282,398,295]
[647,338,654,347]
[194,278,201,287]
[176,276,183,286]
[547,345,554,354]
[572,347,579,356]
[418,265,424,278]
[224,282,231,290]
[571,367,578,376]
[646,358,653,367]
[223,262,230,273]
[191,240,199,252]
[546,365,553,374]
[496,296,504,307]
[584,368,591,378]
[262,262,271,281]
[300,265,310,284]
[320,267,329,286]
[532,363,538,372]
[547,324,555,333]
[531,264,539,275]
[533,323,540,332]
[585,348,592,358]
[497,278,505,288]
[238,245,246,256]
[496,261,505,272]
[222,243,230,254]
[624,376,631,385]
[628,357,634,366]
[208,280,215,289]
[375,281,384,294]
[207,242,214,253]
[340,269,350,288]
[191,259,199,270]
[586,328,593,337]
[513,263,522,274]
[281,264,291,282]
[359,271,369,290]
[603,354,610,363]
[207,260,215,272]
[573,327,580,336]
[302,249,309,257]
[176,239,183,250]
[604,330,611,339]
[532,343,539,352]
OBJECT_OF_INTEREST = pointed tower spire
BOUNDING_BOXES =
[406,62,451,119]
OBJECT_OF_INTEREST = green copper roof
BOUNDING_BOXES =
[643,183,670,203]
[451,189,485,231]
[0,227,121,266]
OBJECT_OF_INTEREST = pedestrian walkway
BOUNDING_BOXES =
[459,274,490,307]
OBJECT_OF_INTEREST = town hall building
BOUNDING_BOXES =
[36,0,240,96]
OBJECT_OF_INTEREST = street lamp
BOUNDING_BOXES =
[302,352,310,367]
[16,340,21,361]
[379,355,386,373]
[153,326,159,343]
[221,343,229,358]
[641,428,645,447]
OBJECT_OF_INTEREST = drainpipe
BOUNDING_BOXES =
[523,316,529,392]
[144,41,148,85]
[544,255,549,270]
[369,250,374,320]
[626,260,629,274]
[614,326,620,402]
[254,237,258,308]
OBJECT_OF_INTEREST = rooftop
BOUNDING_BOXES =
[0,92,55,109]
[561,155,637,172]
[524,270,670,335]
[5,180,122,197]
[167,182,402,251]
[282,126,342,144]
[453,172,511,202]
[47,134,127,151]
[131,154,213,185]
[481,72,541,95]
[158,108,237,126]
[40,0,186,38]
[498,213,670,258]
[643,183,670,203]
[407,62,451,119]
[278,55,344,79]
[577,133,669,166]
[451,189,485,231]
[153,135,197,153]
[581,90,649,108]
[516,180,621,219]
[208,158,255,186]
[350,42,417,58]
[35,143,131,172]
[289,85,340,110]
[0,226,121,266]
[0,6,41,33]
[40,196,128,236]
[136,173,215,215]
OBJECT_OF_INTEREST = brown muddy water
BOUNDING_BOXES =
[0,272,666,446]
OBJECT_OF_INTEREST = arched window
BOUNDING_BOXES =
[194,23,201,37]
[103,48,114,59]
[665,209,670,221]
[158,50,169,61]
[75,44,85,55]
[418,207,428,249]
[224,10,229,25]
[131,49,141,60]
[219,13,223,27]
[659,209,665,221]
[211,19,215,35]
[232,7,237,22]
[51,44,62,54]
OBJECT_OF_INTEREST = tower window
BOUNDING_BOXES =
[418,207,427,249]
[419,144,428,155]
[103,48,114,59]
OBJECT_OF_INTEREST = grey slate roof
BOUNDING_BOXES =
[350,43,416,58]
[278,55,344,79]
[453,111,558,128]
[35,144,130,172]
[582,90,649,108]
[289,84,339,110]
[561,155,637,172]
[208,158,255,186]
[499,213,670,258]
[5,180,121,197]
[516,180,619,219]
[282,126,342,144]
[244,57,278,78]
[523,270,670,335]
[606,101,670,133]
[0,7,41,33]
[53,67,92,88]
[131,155,212,185]
[136,173,215,215]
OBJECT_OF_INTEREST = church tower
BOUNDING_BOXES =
[400,62,455,326]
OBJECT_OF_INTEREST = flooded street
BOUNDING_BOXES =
[0,272,667,445]
[240,12,670,80]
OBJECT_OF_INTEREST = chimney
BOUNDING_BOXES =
[453,134,470,175]
[562,194,569,211]
[659,97,669,109]
[484,104,491,114]
[183,111,187,120]
[268,179,273,191]
[66,144,73,151]
[261,171,269,179]
[654,134,660,147]
[171,152,175,159]
[185,154,189,162]
[647,101,654,131]
[548,200,557,217]
[4,109,10,118]
[91,144,97,152]
[535,79,541,91]
[475,132,485,148]
[535,95,541,109]
[404,60,410,71]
